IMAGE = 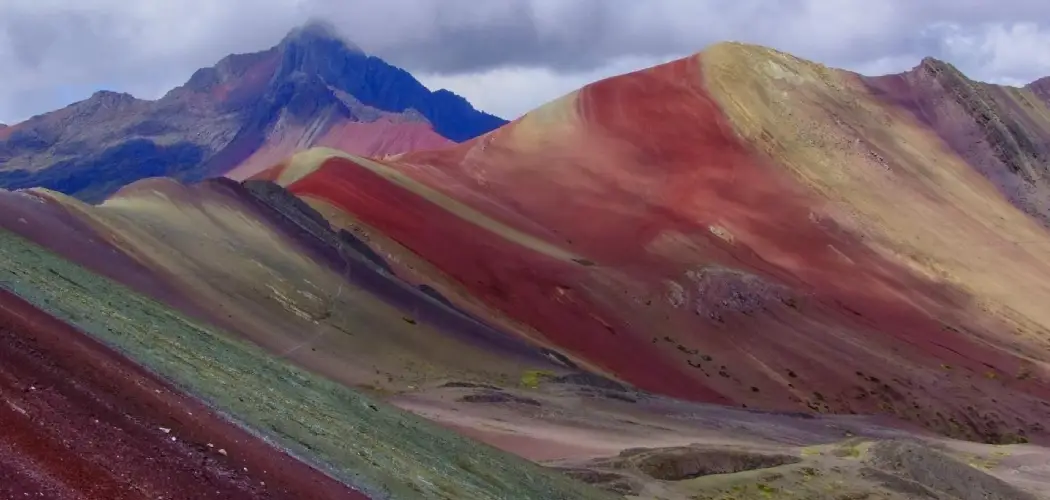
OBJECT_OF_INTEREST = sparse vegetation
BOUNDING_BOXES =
[0,229,612,500]
[520,369,556,389]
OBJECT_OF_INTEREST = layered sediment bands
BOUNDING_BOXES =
[266,43,1050,444]
[862,57,1050,226]
[0,288,363,499]
[1,175,564,400]
[701,43,1050,438]
[284,154,728,403]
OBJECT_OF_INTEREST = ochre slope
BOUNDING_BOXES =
[262,45,1050,444]
[0,224,615,500]
[0,179,566,396]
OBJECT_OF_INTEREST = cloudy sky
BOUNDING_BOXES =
[2,0,1050,124]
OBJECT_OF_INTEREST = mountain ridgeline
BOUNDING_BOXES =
[0,22,506,202]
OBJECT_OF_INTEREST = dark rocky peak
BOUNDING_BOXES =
[432,89,470,106]
[88,90,139,105]
[278,20,363,74]
[280,19,362,53]
[910,57,962,80]
[274,23,367,83]
[268,72,349,120]
[179,50,279,95]
[270,24,506,140]
[64,90,145,119]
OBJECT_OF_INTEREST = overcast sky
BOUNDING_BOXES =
[2,0,1050,124]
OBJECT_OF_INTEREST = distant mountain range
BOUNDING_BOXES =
[0,22,506,202]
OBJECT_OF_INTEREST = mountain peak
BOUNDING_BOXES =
[69,90,143,114]
[89,90,138,102]
[913,56,960,77]
[280,20,363,54]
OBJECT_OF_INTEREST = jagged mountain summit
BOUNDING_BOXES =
[0,21,505,202]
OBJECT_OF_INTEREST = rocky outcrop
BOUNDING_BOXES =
[863,58,1050,225]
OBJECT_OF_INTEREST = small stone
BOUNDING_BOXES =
[218,448,228,456]
[170,436,177,442]
[207,443,214,448]
[159,427,171,434]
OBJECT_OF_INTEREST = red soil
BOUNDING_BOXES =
[226,117,452,181]
[320,119,453,157]
[0,288,366,499]
[396,57,1008,376]
[289,158,728,404]
[285,55,1050,442]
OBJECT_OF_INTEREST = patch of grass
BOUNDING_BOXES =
[0,229,613,500]
[755,483,778,498]
[520,369,556,389]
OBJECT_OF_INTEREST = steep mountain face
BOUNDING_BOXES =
[863,58,1050,226]
[255,44,1050,445]
[0,22,504,202]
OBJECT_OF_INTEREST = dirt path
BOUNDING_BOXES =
[0,288,366,500]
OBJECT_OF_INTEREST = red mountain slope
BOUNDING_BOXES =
[258,45,1050,445]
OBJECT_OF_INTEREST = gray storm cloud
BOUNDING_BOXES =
[2,0,1050,122]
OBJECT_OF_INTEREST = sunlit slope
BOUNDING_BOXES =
[267,44,1050,444]
[702,42,1050,366]
[3,179,564,395]
[864,57,1050,226]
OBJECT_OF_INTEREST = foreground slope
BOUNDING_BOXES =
[0,21,501,202]
[0,225,614,500]
[0,179,570,396]
[0,288,362,499]
[260,43,1050,445]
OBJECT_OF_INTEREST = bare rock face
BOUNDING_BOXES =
[864,58,1050,227]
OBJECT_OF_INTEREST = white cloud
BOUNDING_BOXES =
[415,55,680,120]
[943,23,1050,83]
[4,1,1050,123]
